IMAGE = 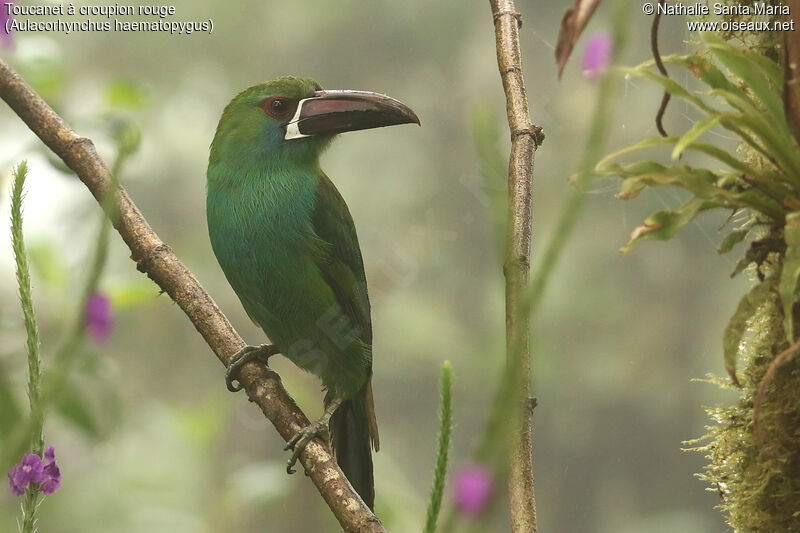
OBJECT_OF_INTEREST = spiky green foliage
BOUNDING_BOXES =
[10,163,42,453]
[10,161,45,533]
[424,361,453,533]
[592,31,800,532]
[689,281,800,532]
[581,33,799,255]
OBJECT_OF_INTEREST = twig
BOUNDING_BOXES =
[651,0,671,137]
[0,57,383,533]
[489,1,538,531]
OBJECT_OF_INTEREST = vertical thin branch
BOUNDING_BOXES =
[489,1,539,531]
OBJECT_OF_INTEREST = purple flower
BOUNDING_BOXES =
[582,33,612,81]
[452,464,493,516]
[85,291,113,343]
[8,446,61,496]
[8,454,44,495]
[1,0,14,50]
[40,447,61,495]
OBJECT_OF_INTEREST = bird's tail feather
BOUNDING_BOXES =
[328,381,379,510]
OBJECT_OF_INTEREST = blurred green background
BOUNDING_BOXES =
[0,1,745,531]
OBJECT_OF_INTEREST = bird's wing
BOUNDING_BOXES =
[311,172,372,347]
[313,173,379,453]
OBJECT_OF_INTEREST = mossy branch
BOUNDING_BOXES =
[0,57,383,533]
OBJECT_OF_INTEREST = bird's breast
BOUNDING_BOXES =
[206,167,322,312]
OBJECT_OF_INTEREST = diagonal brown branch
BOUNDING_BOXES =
[489,1,539,532]
[0,57,383,533]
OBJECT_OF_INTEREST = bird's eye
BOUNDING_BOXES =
[262,97,293,119]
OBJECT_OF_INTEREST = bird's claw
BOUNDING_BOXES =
[225,344,279,392]
[284,421,330,474]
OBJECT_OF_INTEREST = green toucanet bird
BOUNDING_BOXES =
[206,76,418,509]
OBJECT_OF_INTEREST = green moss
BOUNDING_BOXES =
[603,6,800,528]
[712,0,783,57]
[686,11,800,530]
[695,276,800,531]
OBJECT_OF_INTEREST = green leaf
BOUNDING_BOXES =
[723,280,774,385]
[670,53,742,93]
[615,161,674,198]
[672,115,720,159]
[718,229,749,254]
[704,33,785,126]
[708,33,782,86]
[621,197,718,254]
[612,163,719,199]
[710,93,800,182]
[592,135,766,179]
[635,54,738,95]
[622,67,771,166]
[593,136,678,171]
[620,66,709,110]
[780,212,800,342]
[624,57,800,182]
[662,48,798,177]
[600,162,785,219]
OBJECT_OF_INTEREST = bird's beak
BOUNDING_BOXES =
[284,90,420,140]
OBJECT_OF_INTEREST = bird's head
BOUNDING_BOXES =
[209,76,419,169]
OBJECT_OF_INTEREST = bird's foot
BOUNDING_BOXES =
[284,420,330,474]
[283,395,342,474]
[225,344,280,392]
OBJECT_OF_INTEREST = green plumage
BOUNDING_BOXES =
[207,77,381,508]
